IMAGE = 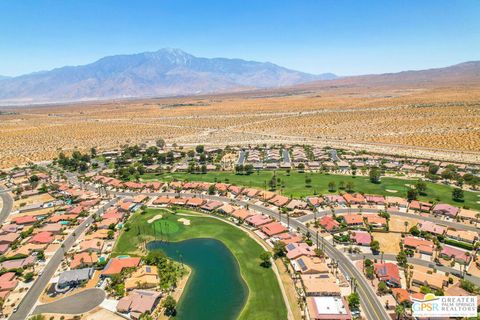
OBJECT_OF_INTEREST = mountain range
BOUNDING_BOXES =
[0,48,335,104]
[0,49,479,105]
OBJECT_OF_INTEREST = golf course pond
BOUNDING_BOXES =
[147,238,248,320]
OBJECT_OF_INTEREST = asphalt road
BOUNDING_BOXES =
[33,288,106,315]
[115,191,390,320]
[9,198,119,320]
[0,187,13,224]
[297,207,480,232]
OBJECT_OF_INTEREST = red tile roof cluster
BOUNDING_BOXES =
[102,257,141,276]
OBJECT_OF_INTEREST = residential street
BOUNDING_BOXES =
[0,187,13,224]
[33,288,106,315]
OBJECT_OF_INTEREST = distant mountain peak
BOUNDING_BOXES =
[0,49,336,104]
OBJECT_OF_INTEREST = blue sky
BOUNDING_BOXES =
[0,0,479,76]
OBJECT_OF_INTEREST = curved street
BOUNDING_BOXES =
[33,288,105,315]
[0,187,13,224]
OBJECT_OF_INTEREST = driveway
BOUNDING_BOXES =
[33,288,106,315]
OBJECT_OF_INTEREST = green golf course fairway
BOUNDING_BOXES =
[112,208,287,320]
[140,170,480,210]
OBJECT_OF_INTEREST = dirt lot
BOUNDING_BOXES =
[389,216,419,233]
[372,232,403,254]
[13,193,55,210]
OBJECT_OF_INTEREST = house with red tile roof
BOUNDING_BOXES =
[365,215,387,228]
[269,195,290,207]
[419,221,446,235]
[391,288,411,304]
[433,204,460,218]
[306,197,324,207]
[215,183,229,193]
[11,215,37,225]
[445,229,478,244]
[228,185,243,195]
[119,201,135,212]
[123,182,144,190]
[186,197,206,207]
[245,214,273,227]
[29,231,55,244]
[319,216,340,232]
[342,214,364,227]
[343,193,366,205]
[0,244,9,254]
[103,208,125,220]
[261,222,288,237]
[200,200,223,211]
[402,236,434,255]
[351,231,372,246]
[133,194,148,203]
[242,188,259,198]
[276,232,303,245]
[0,272,18,296]
[285,243,316,260]
[79,239,104,253]
[0,233,20,245]
[365,195,385,205]
[170,198,188,206]
[231,209,254,220]
[153,196,171,205]
[70,252,99,269]
[117,289,161,319]
[324,194,346,205]
[441,245,471,264]
[101,257,141,276]
[374,263,401,287]
[409,200,432,213]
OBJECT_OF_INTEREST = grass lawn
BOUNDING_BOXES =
[113,208,287,320]
[141,170,480,210]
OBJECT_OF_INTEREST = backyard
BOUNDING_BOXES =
[140,170,480,210]
[112,208,288,320]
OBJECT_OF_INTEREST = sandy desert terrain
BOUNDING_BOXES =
[0,84,479,168]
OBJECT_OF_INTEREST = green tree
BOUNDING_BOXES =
[347,292,360,310]
[452,188,464,202]
[407,188,418,201]
[369,168,381,183]
[259,252,272,268]
[162,295,177,316]
[396,251,408,268]
[378,281,389,295]
[195,145,204,154]
[273,242,286,259]
[156,138,166,148]
[328,181,336,192]
[415,181,427,195]
[370,240,380,253]
[395,303,406,320]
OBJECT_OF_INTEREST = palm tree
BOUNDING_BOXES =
[404,221,409,233]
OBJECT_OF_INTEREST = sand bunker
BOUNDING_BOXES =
[386,189,398,193]
[147,214,163,224]
[178,218,191,226]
